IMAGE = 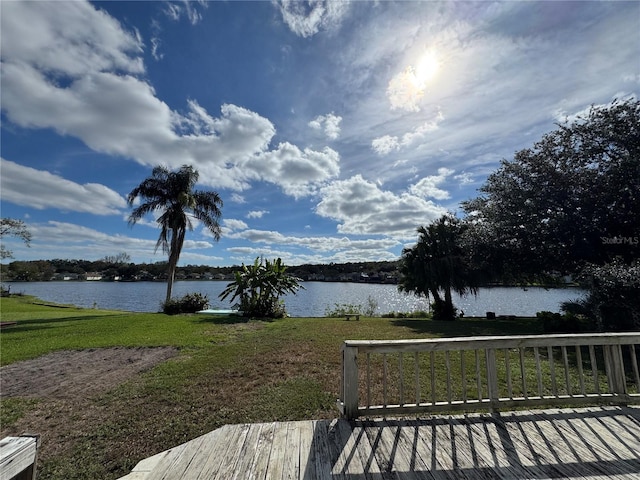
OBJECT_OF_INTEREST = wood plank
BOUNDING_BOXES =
[348,421,383,478]
[0,436,37,480]
[282,421,301,480]
[330,419,365,476]
[311,420,333,480]
[212,424,251,480]
[194,424,249,480]
[249,422,276,480]
[297,420,315,480]
[229,424,264,480]
[265,421,290,480]
[156,432,209,479]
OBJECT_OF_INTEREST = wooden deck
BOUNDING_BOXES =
[120,405,640,479]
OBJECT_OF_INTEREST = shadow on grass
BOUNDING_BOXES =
[195,315,252,325]
[391,316,543,337]
[1,315,131,332]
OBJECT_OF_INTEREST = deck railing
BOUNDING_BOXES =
[338,333,640,419]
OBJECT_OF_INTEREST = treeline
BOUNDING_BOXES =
[0,257,401,283]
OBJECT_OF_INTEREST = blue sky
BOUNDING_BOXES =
[1,0,639,267]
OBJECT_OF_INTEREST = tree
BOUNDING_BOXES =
[128,165,223,304]
[462,98,639,279]
[398,215,482,321]
[0,218,32,260]
[463,98,640,330]
[102,252,131,265]
[219,257,303,318]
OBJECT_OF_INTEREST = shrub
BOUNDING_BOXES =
[537,310,594,334]
[325,303,361,318]
[325,295,378,318]
[162,292,209,315]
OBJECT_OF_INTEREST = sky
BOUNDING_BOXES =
[1,0,639,268]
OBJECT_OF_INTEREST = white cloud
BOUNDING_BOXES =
[309,113,342,140]
[372,109,444,156]
[275,0,349,38]
[0,159,127,215]
[0,1,339,198]
[371,135,399,156]
[10,220,214,263]
[316,175,447,237]
[409,167,454,200]
[163,0,207,25]
[0,1,144,77]
[247,210,269,219]
[230,193,246,204]
[229,228,399,253]
[243,143,340,198]
[222,219,249,232]
[454,172,474,185]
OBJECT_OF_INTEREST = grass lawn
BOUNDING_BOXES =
[0,295,543,480]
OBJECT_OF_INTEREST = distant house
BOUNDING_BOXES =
[85,272,103,281]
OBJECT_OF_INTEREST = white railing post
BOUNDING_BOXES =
[342,343,359,419]
[485,348,499,410]
[604,344,627,400]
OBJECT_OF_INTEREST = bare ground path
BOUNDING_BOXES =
[0,347,179,470]
[1,347,179,399]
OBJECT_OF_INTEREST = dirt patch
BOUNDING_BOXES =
[0,347,179,400]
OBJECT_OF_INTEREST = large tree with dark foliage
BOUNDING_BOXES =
[128,165,223,304]
[463,98,640,329]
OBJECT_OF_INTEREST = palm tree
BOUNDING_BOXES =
[127,165,223,304]
[399,214,481,320]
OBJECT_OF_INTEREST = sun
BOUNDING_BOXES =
[413,51,440,86]
[387,50,441,111]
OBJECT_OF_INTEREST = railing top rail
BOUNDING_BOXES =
[344,332,640,353]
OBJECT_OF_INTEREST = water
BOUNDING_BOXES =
[6,281,585,317]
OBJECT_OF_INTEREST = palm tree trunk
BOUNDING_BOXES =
[165,227,186,305]
[444,287,454,320]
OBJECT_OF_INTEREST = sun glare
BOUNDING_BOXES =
[414,51,440,85]
[388,49,441,111]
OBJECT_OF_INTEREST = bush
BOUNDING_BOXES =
[537,310,594,334]
[325,303,361,318]
[324,295,378,318]
[162,292,209,315]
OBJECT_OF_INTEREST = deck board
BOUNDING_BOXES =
[119,406,640,480]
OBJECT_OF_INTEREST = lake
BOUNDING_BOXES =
[6,281,585,317]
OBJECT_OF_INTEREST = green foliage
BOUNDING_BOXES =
[431,298,457,322]
[325,303,361,317]
[563,259,640,331]
[219,257,303,318]
[537,310,594,334]
[162,292,210,315]
[463,98,640,279]
[399,214,483,321]
[324,295,378,317]
[128,165,223,303]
